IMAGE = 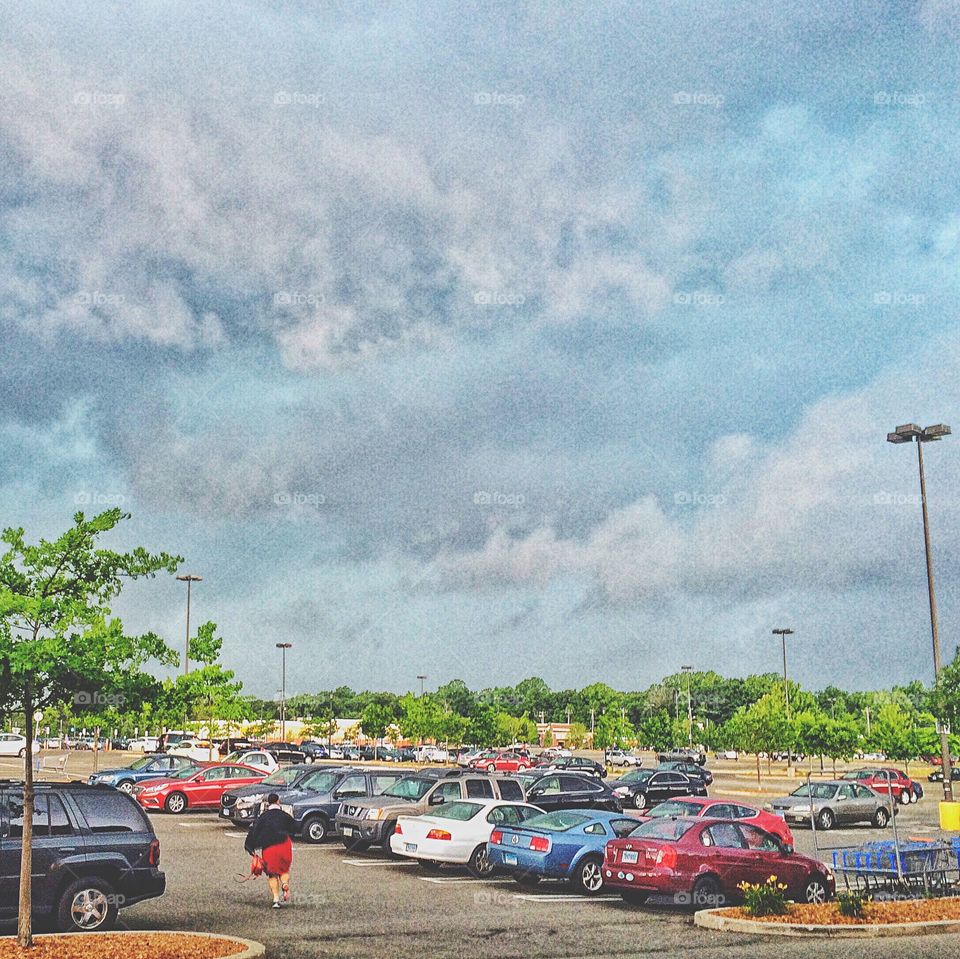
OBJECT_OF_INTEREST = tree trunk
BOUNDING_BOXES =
[832,757,837,777]
[756,752,761,784]
[820,753,824,772]
[17,676,34,947]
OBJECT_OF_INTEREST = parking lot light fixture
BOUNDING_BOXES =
[771,629,796,767]
[886,421,954,801]
[175,574,202,675]
[681,666,694,747]
[276,643,293,741]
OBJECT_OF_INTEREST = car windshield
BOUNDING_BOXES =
[840,771,862,780]
[646,800,703,818]
[628,818,698,841]
[791,783,837,800]
[173,766,201,779]
[522,811,590,832]
[223,752,243,763]
[129,756,156,770]
[619,769,652,784]
[383,778,434,800]
[429,801,483,821]
[300,772,339,793]
[264,768,305,787]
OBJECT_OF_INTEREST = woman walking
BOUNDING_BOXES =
[244,793,296,908]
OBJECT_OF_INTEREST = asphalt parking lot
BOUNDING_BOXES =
[4,755,959,958]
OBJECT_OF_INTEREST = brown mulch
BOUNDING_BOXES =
[0,933,246,959]
[721,897,960,925]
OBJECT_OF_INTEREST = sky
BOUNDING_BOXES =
[2,1,960,697]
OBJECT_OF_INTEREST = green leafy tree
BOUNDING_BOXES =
[566,721,589,748]
[466,702,498,747]
[0,509,180,946]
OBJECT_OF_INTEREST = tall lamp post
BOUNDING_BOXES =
[276,643,292,742]
[175,574,202,675]
[417,674,427,697]
[772,628,796,767]
[681,666,694,747]
[887,422,954,801]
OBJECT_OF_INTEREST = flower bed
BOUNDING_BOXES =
[719,896,960,925]
[0,932,255,959]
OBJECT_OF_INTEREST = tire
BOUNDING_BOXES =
[802,874,828,904]
[692,875,723,909]
[418,859,443,872]
[467,843,495,878]
[633,792,647,810]
[117,781,134,794]
[872,806,890,828]
[382,822,400,857]
[302,815,328,843]
[517,765,528,772]
[898,789,910,806]
[18,748,26,759]
[620,890,648,905]
[56,876,118,932]
[572,855,605,894]
[164,791,187,814]
[487,763,497,773]
[816,808,834,831]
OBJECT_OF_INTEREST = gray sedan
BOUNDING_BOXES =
[769,780,896,830]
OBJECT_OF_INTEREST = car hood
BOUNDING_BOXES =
[225,783,274,799]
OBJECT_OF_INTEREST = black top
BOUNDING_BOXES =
[244,807,296,855]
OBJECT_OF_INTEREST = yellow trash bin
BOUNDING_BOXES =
[938,801,960,831]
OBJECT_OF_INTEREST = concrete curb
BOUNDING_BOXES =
[5,930,265,957]
[695,907,960,937]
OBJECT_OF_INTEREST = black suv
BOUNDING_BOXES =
[0,781,164,931]
[262,742,307,764]
[523,773,622,812]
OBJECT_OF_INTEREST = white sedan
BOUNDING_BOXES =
[0,733,27,757]
[390,799,543,877]
[223,749,279,774]
[167,739,221,762]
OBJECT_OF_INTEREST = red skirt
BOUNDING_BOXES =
[261,837,293,876]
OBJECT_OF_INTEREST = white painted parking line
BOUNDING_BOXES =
[417,877,512,884]
[224,831,247,838]
[341,858,417,867]
[513,894,620,903]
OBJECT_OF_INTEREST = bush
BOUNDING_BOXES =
[837,891,865,918]
[738,875,789,916]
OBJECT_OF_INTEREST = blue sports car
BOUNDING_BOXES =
[487,809,639,894]
[87,753,201,792]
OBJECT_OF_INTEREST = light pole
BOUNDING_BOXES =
[887,421,954,801]
[175,574,202,675]
[772,629,795,767]
[417,674,427,697]
[276,643,292,741]
[681,666,694,747]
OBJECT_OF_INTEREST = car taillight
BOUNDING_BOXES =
[654,845,677,869]
[394,822,402,835]
[148,839,160,866]
[530,836,550,853]
[490,830,503,845]
[426,829,452,840]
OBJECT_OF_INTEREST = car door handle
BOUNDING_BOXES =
[59,847,77,852]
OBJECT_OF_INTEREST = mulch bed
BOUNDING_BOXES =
[721,897,960,925]
[0,933,247,959]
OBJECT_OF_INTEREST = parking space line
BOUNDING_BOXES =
[417,877,512,884]
[341,858,417,867]
[512,894,620,903]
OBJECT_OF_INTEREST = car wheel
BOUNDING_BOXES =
[117,781,134,794]
[467,843,495,878]
[164,791,187,814]
[573,855,605,894]
[620,890,648,905]
[517,764,528,772]
[513,871,540,886]
[872,806,890,828]
[382,822,401,857]
[908,789,918,804]
[633,792,647,809]
[487,763,497,773]
[418,859,443,872]
[803,874,828,904]
[816,808,834,831]
[18,747,26,759]
[898,789,910,805]
[303,815,328,843]
[692,874,723,909]
[57,877,118,932]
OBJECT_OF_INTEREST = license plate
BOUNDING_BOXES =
[219,809,230,817]
[621,850,639,864]
[405,843,417,852]
[504,852,518,866]
[342,826,354,836]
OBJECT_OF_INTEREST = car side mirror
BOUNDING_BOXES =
[429,793,445,805]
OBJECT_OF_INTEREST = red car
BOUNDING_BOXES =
[633,796,794,845]
[133,762,267,814]
[468,750,532,773]
[841,768,917,804]
[604,817,834,907]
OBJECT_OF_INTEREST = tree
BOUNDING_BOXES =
[566,722,589,748]
[361,702,397,756]
[638,710,672,750]
[465,702,498,747]
[0,509,180,946]
[929,647,960,735]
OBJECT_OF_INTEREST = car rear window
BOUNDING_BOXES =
[647,800,702,818]
[628,818,698,841]
[383,778,434,800]
[522,810,590,832]
[430,801,483,821]
[1,793,73,837]
[72,789,151,833]
[497,779,523,801]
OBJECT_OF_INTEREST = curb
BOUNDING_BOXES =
[695,908,960,938]
[5,931,265,957]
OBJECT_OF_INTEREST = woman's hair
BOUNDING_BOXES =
[267,793,281,805]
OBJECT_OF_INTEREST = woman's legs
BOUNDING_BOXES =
[280,871,290,901]
[267,875,281,904]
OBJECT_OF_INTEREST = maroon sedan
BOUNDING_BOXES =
[633,796,794,845]
[604,817,834,907]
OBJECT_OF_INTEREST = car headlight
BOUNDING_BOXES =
[281,803,294,815]
[366,808,386,820]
